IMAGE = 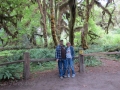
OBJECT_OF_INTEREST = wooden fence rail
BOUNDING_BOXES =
[0,51,120,80]
[82,52,120,56]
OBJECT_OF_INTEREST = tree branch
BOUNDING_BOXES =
[59,0,69,10]
[95,0,114,33]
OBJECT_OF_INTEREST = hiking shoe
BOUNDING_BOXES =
[72,74,75,78]
[68,74,70,78]
[60,76,63,79]
[63,75,67,78]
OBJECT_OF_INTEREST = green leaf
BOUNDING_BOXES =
[0,74,4,80]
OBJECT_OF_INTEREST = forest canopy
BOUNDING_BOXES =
[0,0,119,50]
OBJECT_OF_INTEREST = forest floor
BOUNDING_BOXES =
[0,57,120,90]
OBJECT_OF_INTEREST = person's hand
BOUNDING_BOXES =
[56,59,59,62]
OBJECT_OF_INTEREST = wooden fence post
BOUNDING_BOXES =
[23,52,30,80]
[79,49,85,73]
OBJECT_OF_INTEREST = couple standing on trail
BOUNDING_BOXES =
[55,40,75,79]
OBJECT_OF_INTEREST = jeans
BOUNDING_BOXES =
[66,58,75,75]
[58,59,67,77]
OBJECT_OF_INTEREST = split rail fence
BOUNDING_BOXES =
[0,51,120,80]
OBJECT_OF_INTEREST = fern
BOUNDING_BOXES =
[0,64,22,80]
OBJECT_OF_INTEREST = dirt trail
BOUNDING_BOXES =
[1,58,120,90]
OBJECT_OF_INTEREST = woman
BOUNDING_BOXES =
[66,42,75,78]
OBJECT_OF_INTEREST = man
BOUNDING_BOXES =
[55,40,67,79]
[66,42,75,78]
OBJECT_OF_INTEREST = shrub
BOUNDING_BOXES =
[29,48,55,59]
[0,64,23,80]
[103,44,120,52]
[0,48,56,80]
[85,56,102,67]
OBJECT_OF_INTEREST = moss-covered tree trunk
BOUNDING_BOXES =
[55,0,60,42]
[50,0,58,46]
[81,0,89,49]
[43,0,48,47]
[81,0,94,50]
[37,0,48,47]
[56,0,69,41]
[68,0,76,46]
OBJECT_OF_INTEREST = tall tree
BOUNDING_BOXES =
[81,0,90,50]
[50,0,58,46]
[37,0,48,47]
[55,0,68,41]
[81,0,94,49]
[68,0,76,46]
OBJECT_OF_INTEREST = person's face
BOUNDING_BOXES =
[60,41,63,45]
[67,43,71,47]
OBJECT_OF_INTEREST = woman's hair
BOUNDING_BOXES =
[66,42,71,45]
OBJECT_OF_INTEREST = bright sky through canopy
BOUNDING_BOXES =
[77,0,108,6]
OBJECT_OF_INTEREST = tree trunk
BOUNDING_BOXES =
[81,0,94,50]
[50,0,58,46]
[55,0,60,41]
[81,0,89,50]
[56,0,69,41]
[37,0,48,47]
[68,0,76,46]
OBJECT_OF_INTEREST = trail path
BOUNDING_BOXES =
[1,58,120,90]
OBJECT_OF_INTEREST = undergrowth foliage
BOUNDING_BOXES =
[85,56,102,67]
[0,50,24,80]
[0,64,23,80]
[1,46,118,80]
[29,48,55,59]
[0,49,56,80]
